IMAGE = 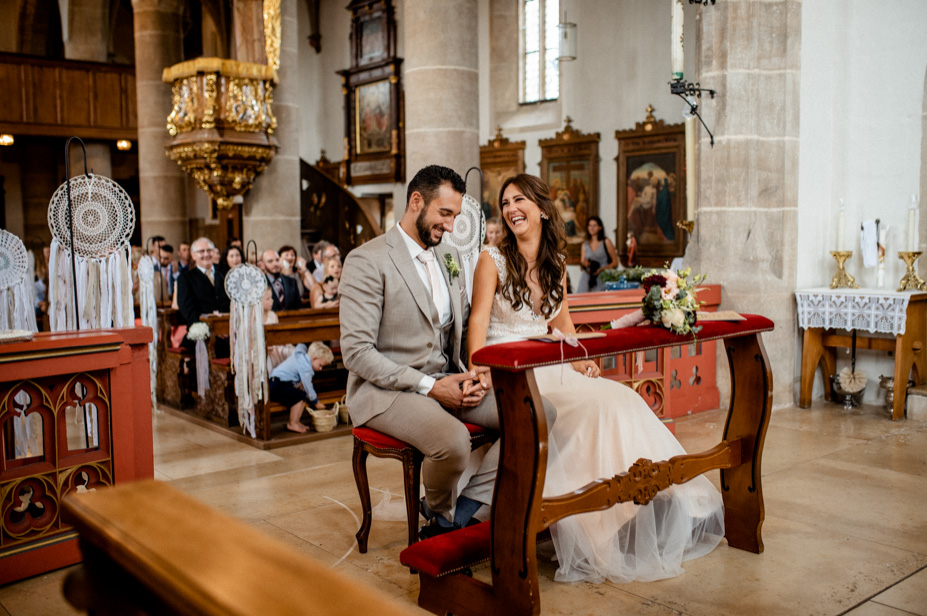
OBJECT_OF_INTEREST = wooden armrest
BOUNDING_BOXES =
[62,480,416,616]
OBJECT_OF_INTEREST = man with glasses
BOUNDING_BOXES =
[176,237,230,355]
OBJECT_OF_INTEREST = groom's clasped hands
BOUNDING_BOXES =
[428,368,493,411]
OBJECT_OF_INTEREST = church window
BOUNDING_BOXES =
[521,0,559,103]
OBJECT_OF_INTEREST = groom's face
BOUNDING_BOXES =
[415,184,461,247]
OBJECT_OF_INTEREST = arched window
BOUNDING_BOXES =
[520,0,559,104]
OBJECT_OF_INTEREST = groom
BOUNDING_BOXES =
[340,165,499,537]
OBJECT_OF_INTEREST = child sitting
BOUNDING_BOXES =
[269,341,334,433]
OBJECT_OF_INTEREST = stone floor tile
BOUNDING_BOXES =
[844,602,921,616]
[613,515,927,616]
[764,458,927,554]
[0,569,80,616]
[153,442,282,479]
[869,566,927,615]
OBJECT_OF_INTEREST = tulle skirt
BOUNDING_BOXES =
[534,363,725,584]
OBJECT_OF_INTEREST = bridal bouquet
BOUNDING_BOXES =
[609,267,705,336]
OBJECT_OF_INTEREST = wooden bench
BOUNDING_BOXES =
[399,315,775,616]
[61,480,418,616]
[155,308,193,409]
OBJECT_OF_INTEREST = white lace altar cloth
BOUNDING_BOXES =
[795,288,914,335]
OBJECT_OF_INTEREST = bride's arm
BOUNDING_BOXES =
[548,273,601,378]
[466,251,498,379]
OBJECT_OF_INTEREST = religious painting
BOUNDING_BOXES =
[479,127,525,220]
[359,14,387,64]
[355,79,391,155]
[616,111,686,267]
[348,0,396,68]
[539,118,600,264]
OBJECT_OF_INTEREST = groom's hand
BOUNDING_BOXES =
[463,366,492,395]
[429,371,486,410]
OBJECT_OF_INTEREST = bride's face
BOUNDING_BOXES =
[501,184,543,239]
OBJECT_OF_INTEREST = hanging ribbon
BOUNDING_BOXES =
[550,327,590,383]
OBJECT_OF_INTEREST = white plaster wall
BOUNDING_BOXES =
[798,1,927,402]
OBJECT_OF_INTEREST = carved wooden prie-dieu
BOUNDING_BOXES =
[403,315,774,616]
[0,328,155,585]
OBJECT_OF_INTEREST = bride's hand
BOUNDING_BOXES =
[571,360,600,378]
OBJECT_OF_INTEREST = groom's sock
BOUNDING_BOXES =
[453,496,483,527]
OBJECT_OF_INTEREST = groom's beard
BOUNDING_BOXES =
[416,207,443,247]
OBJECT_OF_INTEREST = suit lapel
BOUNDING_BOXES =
[386,227,434,322]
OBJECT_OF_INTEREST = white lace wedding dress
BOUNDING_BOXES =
[483,247,725,584]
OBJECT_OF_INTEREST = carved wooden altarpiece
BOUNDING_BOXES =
[339,0,404,185]
[479,127,525,220]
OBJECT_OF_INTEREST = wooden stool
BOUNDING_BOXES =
[351,424,497,553]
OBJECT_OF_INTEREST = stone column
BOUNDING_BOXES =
[64,0,112,181]
[243,0,301,253]
[685,1,801,407]
[403,0,480,208]
[132,0,189,245]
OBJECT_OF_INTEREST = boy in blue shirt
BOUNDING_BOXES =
[269,341,334,433]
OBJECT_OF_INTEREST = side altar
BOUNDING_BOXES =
[0,328,154,584]
[567,284,723,423]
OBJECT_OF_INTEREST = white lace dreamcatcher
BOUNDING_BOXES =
[442,192,485,299]
[0,229,38,333]
[47,168,135,332]
[137,254,158,410]
[225,264,268,439]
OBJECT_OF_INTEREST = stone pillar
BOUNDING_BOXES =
[64,0,112,183]
[243,0,300,253]
[685,1,801,407]
[132,0,189,245]
[403,0,480,207]
[64,0,108,62]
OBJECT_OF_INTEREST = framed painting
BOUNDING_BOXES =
[539,118,600,264]
[355,79,391,155]
[615,109,686,266]
[479,127,525,220]
[348,0,396,68]
[339,60,404,185]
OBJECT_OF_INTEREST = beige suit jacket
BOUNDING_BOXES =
[340,225,469,425]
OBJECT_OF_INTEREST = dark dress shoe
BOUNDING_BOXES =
[419,517,460,541]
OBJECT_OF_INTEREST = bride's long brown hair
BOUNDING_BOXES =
[497,174,567,319]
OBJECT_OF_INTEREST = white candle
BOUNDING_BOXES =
[671,0,684,80]
[837,206,846,251]
[907,203,917,252]
[685,116,696,220]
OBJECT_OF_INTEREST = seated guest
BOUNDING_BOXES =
[176,237,230,353]
[313,242,340,283]
[310,256,341,309]
[217,245,244,278]
[261,287,295,372]
[177,242,191,272]
[307,241,328,277]
[278,244,313,299]
[157,244,178,304]
[269,341,334,433]
[263,249,301,311]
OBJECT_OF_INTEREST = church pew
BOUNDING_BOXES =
[155,308,193,409]
[61,480,418,616]
[399,315,775,616]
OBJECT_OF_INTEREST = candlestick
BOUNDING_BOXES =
[907,207,917,252]
[830,251,859,289]
[671,0,684,80]
[685,116,696,221]
[897,251,926,291]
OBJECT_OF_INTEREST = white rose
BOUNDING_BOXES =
[662,308,686,330]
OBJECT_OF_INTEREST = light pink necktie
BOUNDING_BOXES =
[416,250,442,308]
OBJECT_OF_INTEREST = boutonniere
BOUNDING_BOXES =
[443,253,461,282]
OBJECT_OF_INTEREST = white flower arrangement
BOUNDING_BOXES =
[187,322,210,341]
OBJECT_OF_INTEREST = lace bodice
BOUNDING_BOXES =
[484,247,560,344]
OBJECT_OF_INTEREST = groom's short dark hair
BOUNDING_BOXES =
[407,165,466,206]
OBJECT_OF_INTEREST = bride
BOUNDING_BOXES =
[467,174,725,584]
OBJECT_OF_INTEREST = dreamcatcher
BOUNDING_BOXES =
[442,167,486,298]
[225,253,268,439]
[137,247,158,410]
[47,138,135,332]
[0,229,38,333]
